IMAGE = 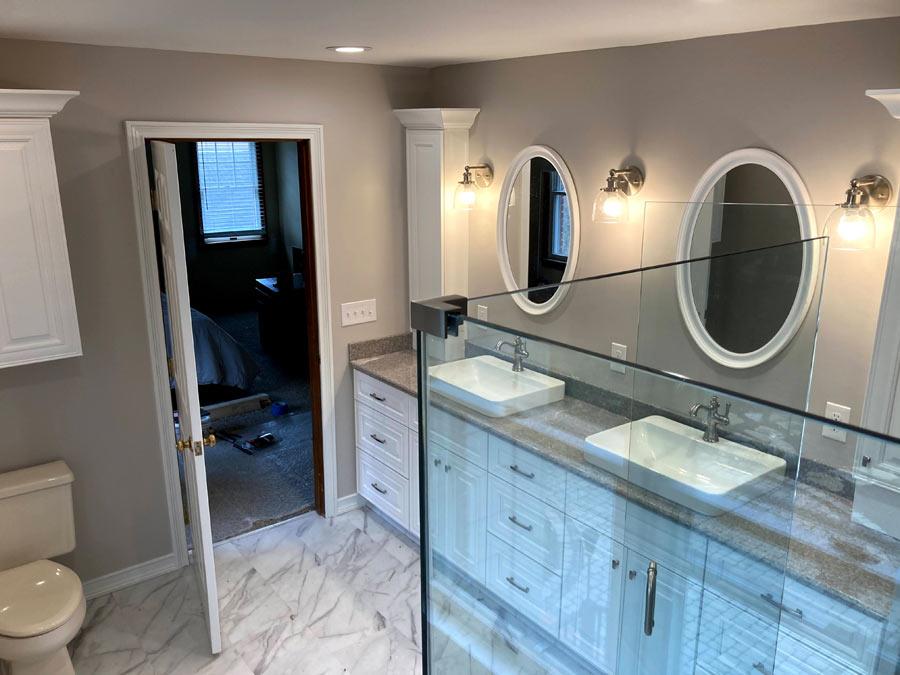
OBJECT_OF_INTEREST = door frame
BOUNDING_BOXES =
[126,121,338,568]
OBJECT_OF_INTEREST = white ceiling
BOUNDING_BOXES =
[2,0,898,67]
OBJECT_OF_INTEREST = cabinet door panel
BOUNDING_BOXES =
[774,631,857,675]
[443,452,487,583]
[619,551,702,675]
[696,588,778,675]
[559,517,625,672]
[428,444,447,556]
[409,432,420,537]
[0,121,80,367]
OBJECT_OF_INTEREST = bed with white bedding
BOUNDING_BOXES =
[161,294,260,391]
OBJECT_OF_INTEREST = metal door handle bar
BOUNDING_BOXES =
[644,561,657,636]
[509,464,535,479]
[760,593,803,620]
[508,515,533,532]
[506,576,530,593]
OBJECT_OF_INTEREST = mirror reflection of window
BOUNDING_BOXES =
[527,157,570,303]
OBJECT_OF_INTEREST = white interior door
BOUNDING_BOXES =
[150,140,222,654]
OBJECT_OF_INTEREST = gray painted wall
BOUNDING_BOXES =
[0,38,428,581]
[430,17,900,469]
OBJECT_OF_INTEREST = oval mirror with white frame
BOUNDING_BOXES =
[676,148,818,369]
[497,145,580,315]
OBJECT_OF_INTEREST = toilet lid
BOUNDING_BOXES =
[0,560,83,638]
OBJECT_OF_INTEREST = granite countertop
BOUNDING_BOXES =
[351,349,898,619]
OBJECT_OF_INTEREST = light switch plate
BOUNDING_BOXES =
[823,401,851,442]
[341,299,377,326]
[476,305,488,321]
[611,342,628,374]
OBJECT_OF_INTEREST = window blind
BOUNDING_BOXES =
[196,141,266,240]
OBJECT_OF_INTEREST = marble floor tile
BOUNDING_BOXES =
[72,508,422,675]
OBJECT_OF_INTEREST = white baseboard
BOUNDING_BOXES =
[336,492,365,515]
[82,553,181,600]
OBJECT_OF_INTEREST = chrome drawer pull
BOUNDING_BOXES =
[644,561,657,636]
[509,464,535,479]
[752,662,772,675]
[506,576,530,594]
[369,392,387,402]
[370,433,386,444]
[370,482,388,495]
[760,593,803,620]
[508,515,533,532]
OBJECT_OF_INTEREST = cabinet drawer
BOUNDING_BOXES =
[428,405,487,468]
[354,370,409,424]
[696,588,778,675]
[487,476,565,574]
[779,578,883,674]
[565,472,626,539]
[774,630,856,675]
[358,451,409,530]
[486,535,562,635]
[703,540,783,621]
[356,402,409,477]
[488,436,566,510]
[621,502,708,584]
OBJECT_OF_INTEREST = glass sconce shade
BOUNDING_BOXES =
[825,205,876,251]
[454,180,477,210]
[592,166,644,224]
[593,189,628,224]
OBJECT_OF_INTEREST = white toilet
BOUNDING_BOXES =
[0,461,85,675]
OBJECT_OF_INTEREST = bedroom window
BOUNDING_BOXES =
[196,141,266,243]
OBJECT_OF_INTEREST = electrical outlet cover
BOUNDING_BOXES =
[611,342,627,374]
[822,401,851,442]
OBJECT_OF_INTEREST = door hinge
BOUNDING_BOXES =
[176,433,216,456]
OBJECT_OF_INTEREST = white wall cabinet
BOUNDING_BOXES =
[393,108,479,304]
[0,90,81,369]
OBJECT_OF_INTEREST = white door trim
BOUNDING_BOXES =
[125,121,338,569]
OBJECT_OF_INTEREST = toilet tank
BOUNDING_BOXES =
[0,461,75,571]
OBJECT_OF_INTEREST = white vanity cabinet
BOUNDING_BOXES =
[0,90,81,369]
[354,371,419,536]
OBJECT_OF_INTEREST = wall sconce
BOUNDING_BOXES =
[592,166,644,224]
[825,174,893,251]
[454,164,493,211]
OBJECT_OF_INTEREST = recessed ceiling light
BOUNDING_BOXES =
[326,46,372,54]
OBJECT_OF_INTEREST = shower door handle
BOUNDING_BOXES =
[644,561,657,636]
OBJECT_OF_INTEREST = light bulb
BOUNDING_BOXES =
[592,190,628,224]
[825,205,876,251]
[454,182,477,210]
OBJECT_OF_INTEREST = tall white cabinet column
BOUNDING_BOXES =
[0,89,81,368]
[394,108,479,304]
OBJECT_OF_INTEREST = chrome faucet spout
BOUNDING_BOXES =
[495,336,529,372]
[689,396,731,443]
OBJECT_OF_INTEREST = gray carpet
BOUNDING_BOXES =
[202,411,315,542]
[187,310,316,543]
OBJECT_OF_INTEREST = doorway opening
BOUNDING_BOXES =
[149,139,325,543]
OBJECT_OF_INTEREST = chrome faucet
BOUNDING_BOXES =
[495,336,529,372]
[690,396,731,443]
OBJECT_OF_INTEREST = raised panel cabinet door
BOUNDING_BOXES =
[443,452,488,584]
[0,120,81,368]
[559,517,625,672]
[428,443,447,556]
[619,551,702,675]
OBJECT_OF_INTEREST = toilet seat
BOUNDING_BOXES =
[0,560,83,638]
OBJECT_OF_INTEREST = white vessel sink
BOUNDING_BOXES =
[584,415,786,515]
[428,355,565,418]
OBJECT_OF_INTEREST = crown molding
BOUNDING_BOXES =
[867,89,900,119]
[0,89,79,118]
[394,108,479,130]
